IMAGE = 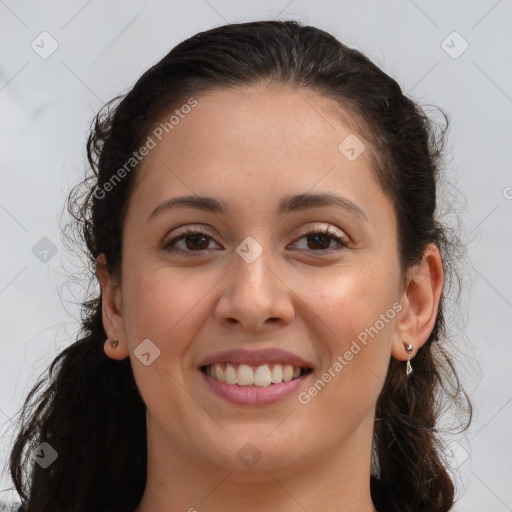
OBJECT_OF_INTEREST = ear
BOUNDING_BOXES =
[392,243,444,362]
[96,253,130,360]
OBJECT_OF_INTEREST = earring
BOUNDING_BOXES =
[404,342,413,376]
[110,339,119,348]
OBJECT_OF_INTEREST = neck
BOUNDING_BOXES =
[133,413,379,512]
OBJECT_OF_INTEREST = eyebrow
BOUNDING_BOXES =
[148,192,369,222]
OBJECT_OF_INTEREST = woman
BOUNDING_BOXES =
[5,20,472,512]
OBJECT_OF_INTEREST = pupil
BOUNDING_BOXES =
[186,234,208,250]
[308,234,330,250]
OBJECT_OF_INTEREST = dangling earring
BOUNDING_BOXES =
[110,339,119,348]
[404,342,413,376]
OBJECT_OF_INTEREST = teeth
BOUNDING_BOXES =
[237,364,254,386]
[213,363,225,382]
[283,365,294,382]
[254,365,272,387]
[205,363,306,387]
[225,364,237,384]
[270,364,283,383]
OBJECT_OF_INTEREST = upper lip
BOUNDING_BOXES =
[198,348,314,369]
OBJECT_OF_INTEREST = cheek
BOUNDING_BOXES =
[312,266,397,334]
[121,264,210,356]
[120,266,209,419]
[303,262,399,390]
[297,273,397,436]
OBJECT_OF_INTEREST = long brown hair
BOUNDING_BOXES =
[5,20,472,512]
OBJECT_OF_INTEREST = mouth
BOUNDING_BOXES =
[200,362,313,387]
[197,347,315,405]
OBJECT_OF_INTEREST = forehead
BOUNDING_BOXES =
[161,83,368,162]
[127,83,395,229]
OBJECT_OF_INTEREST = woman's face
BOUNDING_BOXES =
[106,84,410,475]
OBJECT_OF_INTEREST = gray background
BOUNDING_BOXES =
[0,1,511,510]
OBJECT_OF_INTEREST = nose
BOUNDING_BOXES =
[214,244,295,333]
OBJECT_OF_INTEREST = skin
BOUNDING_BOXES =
[97,83,444,512]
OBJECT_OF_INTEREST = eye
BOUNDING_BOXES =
[163,225,349,256]
[289,225,349,253]
[163,227,221,255]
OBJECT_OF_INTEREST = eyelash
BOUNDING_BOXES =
[163,225,349,256]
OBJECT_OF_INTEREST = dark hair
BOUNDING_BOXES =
[4,19,472,512]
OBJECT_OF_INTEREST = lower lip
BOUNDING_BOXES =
[199,369,312,406]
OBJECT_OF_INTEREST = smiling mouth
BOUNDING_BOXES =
[200,363,312,387]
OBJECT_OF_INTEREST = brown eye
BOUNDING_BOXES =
[163,225,348,257]
[181,233,210,251]
[163,228,220,255]
[306,232,333,250]
[291,226,349,253]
